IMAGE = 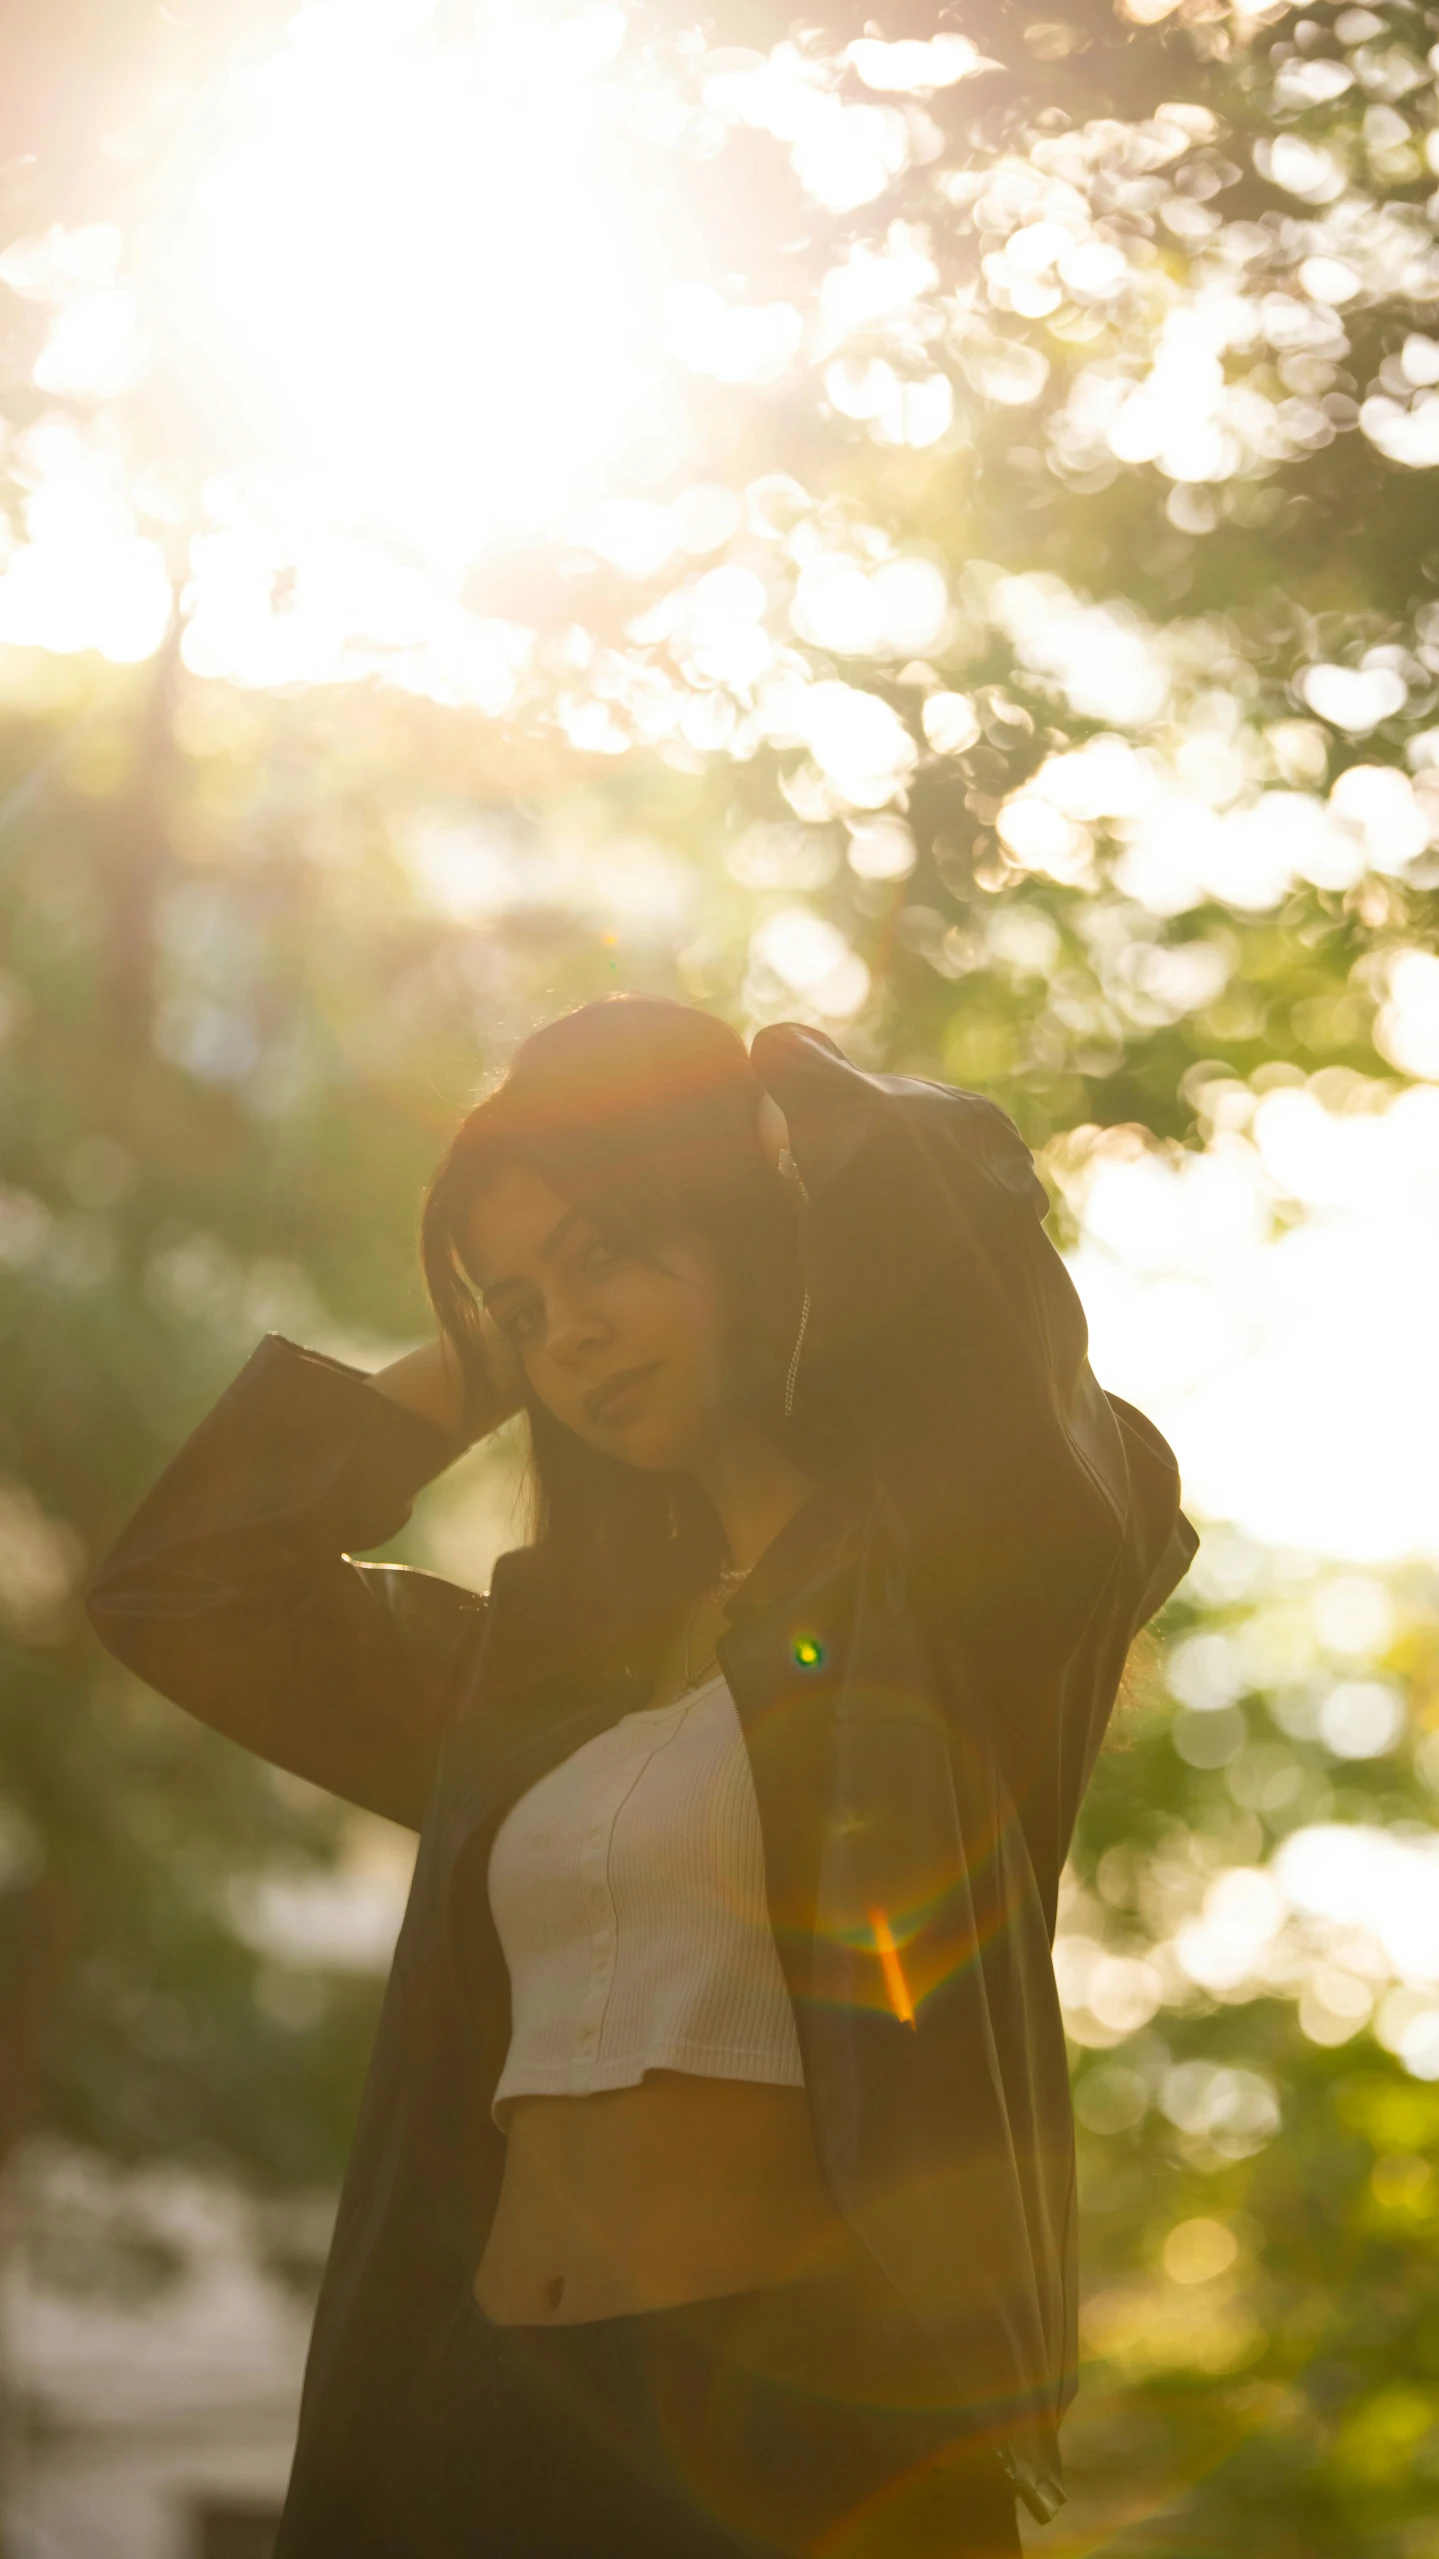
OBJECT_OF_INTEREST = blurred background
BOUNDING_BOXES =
[1,0,1438,2550]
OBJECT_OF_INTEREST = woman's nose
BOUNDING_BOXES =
[545,1299,611,1366]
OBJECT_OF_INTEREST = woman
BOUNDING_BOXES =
[88,997,1195,2559]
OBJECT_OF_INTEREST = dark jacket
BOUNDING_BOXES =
[88,1025,1196,2548]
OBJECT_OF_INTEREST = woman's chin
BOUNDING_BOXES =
[568,1406,673,1472]
[565,1378,706,1475]
[613,1422,690,1474]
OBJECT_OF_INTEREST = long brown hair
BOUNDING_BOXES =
[421,997,836,1591]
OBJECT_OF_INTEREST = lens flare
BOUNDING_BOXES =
[869,1905,917,2029]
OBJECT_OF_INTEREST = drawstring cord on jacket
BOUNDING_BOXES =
[777,1144,811,1419]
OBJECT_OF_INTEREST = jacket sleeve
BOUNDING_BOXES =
[86,1335,484,1831]
[749,1024,1194,1693]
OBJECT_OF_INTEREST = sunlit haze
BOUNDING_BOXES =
[172,5,661,553]
[0,0,1436,1575]
[11,6,1439,2520]
[0,2,670,681]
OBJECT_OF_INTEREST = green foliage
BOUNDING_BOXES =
[1054,1552,1439,2553]
[0,658,615,2214]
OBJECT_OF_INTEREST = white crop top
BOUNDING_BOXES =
[486,1674,805,2130]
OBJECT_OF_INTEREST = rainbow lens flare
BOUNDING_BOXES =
[869,1907,918,2030]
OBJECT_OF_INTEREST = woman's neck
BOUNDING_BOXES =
[685,1425,821,1581]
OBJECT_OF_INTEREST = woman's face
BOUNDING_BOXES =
[464,1159,733,1473]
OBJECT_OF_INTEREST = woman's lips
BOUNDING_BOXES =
[584,1362,661,1424]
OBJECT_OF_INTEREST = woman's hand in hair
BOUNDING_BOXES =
[368,1313,525,1446]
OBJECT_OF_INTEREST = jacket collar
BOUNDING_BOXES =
[473,1458,879,1706]
[722,1459,877,1620]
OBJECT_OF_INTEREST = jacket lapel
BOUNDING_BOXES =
[719,1477,1064,2471]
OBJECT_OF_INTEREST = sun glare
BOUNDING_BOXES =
[164,3,662,569]
[0,4,681,682]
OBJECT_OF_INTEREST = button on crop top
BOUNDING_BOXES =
[486,1674,805,2130]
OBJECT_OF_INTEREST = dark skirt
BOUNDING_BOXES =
[383,2241,1023,2559]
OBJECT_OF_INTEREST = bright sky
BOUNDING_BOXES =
[0,2,982,685]
[1064,1077,1439,1565]
[0,1,673,682]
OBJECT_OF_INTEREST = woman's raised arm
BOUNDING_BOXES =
[749,1022,1192,1697]
[87,1328,524,1831]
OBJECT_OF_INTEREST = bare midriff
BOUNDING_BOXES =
[472,2070,850,2326]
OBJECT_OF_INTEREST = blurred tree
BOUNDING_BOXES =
[0,625,721,2222]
